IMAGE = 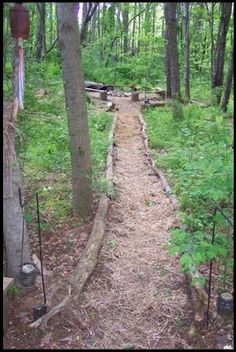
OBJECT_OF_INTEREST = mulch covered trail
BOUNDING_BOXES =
[4,97,211,350]
[75,98,193,349]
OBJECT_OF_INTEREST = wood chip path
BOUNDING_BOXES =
[77,97,193,349]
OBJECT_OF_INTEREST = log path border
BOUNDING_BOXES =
[137,107,216,325]
[29,107,119,329]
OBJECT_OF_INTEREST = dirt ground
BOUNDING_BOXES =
[3,96,233,349]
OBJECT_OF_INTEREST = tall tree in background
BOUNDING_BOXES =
[35,3,46,61]
[123,3,129,55]
[57,3,92,218]
[165,3,182,104]
[212,2,232,104]
[183,2,190,101]
[80,3,99,46]
[221,33,234,113]
[205,3,216,92]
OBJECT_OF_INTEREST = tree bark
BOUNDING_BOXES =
[183,2,190,101]
[49,2,53,46]
[57,3,92,218]
[123,3,129,55]
[205,3,215,91]
[35,3,46,61]
[81,3,99,46]
[4,98,31,278]
[131,3,137,56]
[212,2,232,104]
[221,34,234,113]
[165,2,181,100]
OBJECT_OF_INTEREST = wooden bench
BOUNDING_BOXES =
[3,277,14,334]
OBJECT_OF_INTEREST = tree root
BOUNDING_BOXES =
[29,284,72,330]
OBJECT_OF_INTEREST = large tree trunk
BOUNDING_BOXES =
[221,34,234,113]
[57,3,92,219]
[4,99,31,278]
[183,2,190,101]
[35,3,46,61]
[212,2,232,104]
[165,2,181,100]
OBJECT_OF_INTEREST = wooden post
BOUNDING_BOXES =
[131,91,139,102]
[100,91,107,101]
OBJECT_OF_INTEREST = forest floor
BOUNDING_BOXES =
[3,96,232,350]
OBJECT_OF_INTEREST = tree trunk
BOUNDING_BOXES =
[50,2,53,46]
[220,34,234,113]
[183,2,190,101]
[36,3,46,61]
[212,2,232,104]
[131,3,137,55]
[4,43,31,278]
[137,2,142,54]
[80,3,99,46]
[81,2,88,46]
[90,8,97,44]
[165,2,181,100]
[56,3,92,219]
[123,4,129,55]
[164,23,172,99]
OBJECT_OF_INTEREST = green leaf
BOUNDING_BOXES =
[168,245,180,256]
[215,115,223,124]
[180,253,192,267]
[192,252,204,264]
[25,214,33,223]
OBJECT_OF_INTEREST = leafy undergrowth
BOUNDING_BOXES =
[4,61,114,349]
[144,104,233,292]
[13,61,113,228]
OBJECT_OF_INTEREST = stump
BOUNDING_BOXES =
[131,92,139,102]
[100,91,107,101]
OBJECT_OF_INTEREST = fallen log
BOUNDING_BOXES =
[85,81,114,92]
[138,108,218,327]
[138,112,178,207]
[85,81,107,91]
[140,101,165,111]
[29,109,119,331]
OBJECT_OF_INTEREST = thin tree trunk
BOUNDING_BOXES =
[210,3,215,91]
[183,2,190,101]
[165,2,181,99]
[221,34,234,113]
[56,3,92,218]
[131,3,136,56]
[137,3,142,54]
[50,2,53,46]
[91,8,97,44]
[212,2,232,104]
[36,3,46,61]
[123,4,129,55]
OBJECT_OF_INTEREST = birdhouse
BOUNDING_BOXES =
[10,3,30,39]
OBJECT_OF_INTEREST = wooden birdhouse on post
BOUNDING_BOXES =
[9,2,30,110]
[10,3,30,40]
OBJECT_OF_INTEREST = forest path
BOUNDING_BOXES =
[78,97,192,349]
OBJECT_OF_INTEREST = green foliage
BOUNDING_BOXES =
[144,104,233,284]
[12,60,113,224]
[8,284,20,299]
